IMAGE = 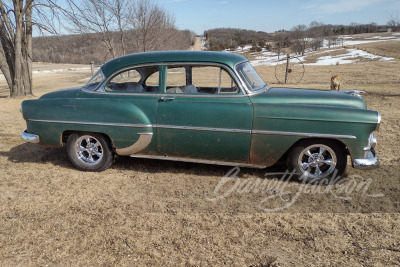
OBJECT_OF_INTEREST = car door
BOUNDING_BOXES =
[156,64,253,163]
[101,64,161,154]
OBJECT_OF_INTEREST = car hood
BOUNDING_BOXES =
[251,87,367,109]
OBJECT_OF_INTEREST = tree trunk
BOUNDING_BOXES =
[11,12,23,97]
[24,2,33,95]
[0,46,13,90]
[0,0,33,98]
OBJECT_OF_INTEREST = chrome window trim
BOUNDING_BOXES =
[100,63,162,93]
[82,90,249,98]
[233,61,270,96]
[28,119,357,139]
[81,69,105,92]
[82,90,164,97]
[82,62,252,98]
[163,62,247,96]
[80,60,271,96]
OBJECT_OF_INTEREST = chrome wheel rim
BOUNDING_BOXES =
[297,144,337,179]
[75,135,103,164]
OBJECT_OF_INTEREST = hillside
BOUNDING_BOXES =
[33,30,195,64]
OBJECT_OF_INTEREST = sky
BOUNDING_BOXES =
[154,0,400,34]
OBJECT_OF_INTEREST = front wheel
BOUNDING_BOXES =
[287,139,347,181]
[66,133,114,171]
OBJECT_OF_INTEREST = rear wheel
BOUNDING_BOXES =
[287,139,347,181]
[66,133,114,171]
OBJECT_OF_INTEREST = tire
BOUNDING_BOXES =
[66,132,114,172]
[287,139,347,181]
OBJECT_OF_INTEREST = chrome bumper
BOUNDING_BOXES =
[353,148,379,170]
[22,130,40,144]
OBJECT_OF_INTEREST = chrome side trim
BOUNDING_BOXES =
[28,119,357,139]
[157,124,251,134]
[130,154,266,169]
[29,119,153,128]
[251,130,357,140]
[116,132,153,156]
[22,130,40,143]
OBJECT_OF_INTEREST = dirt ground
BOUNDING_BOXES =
[0,38,399,266]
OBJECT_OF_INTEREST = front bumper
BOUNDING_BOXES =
[22,130,40,144]
[353,148,379,170]
[353,133,379,169]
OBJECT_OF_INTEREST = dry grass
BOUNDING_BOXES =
[1,36,400,266]
[349,40,400,59]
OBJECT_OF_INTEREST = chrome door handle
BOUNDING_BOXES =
[159,96,175,102]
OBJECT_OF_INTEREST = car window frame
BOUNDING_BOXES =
[91,63,163,96]
[234,61,271,96]
[162,62,247,97]
[82,62,254,98]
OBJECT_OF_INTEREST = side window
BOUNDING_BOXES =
[165,67,186,94]
[105,66,160,93]
[165,65,239,95]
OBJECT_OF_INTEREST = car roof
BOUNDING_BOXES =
[100,51,248,77]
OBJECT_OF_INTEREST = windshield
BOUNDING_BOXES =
[236,62,267,92]
[82,69,104,91]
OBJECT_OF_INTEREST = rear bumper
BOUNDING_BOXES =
[353,148,379,170]
[22,130,40,144]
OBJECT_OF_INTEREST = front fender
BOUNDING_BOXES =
[250,103,380,166]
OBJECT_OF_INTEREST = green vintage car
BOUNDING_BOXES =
[21,51,380,179]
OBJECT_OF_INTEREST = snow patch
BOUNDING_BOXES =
[32,67,90,74]
[248,33,397,67]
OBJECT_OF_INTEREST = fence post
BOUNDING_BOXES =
[285,54,290,84]
[90,62,95,75]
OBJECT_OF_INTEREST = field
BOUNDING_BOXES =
[0,34,399,265]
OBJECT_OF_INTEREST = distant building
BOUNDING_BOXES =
[378,28,392,33]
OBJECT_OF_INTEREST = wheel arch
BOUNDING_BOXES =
[62,130,115,150]
[289,137,348,154]
[280,137,349,163]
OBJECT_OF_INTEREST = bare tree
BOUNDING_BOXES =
[290,24,308,56]
[272,32,291,59]
[308,21,326,51]
[107,0,129,55]
[59,0,179,57]
[387,11,399,31]
[62,0,118,59]
[128,0,176,52]
[0,0,34,97]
